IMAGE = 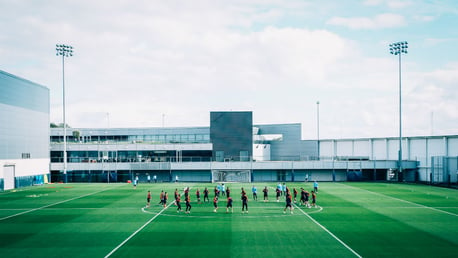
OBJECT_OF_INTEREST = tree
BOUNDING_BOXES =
[72,130,81,142]
[50,123,71,128]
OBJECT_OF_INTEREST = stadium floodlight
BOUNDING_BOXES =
[56,44,74,183]
[389,41,408,181]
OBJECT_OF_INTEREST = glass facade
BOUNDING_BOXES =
[50,130,210,144]
[50,150,212,163]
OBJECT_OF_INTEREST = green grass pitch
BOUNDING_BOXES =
[0,182,457,257]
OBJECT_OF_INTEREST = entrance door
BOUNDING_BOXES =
[277,171,286,181]
[3,165,15,190]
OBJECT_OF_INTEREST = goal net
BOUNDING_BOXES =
[212,170,251,183]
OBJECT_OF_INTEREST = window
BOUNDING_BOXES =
[215,151,224,162]
[240,151,249,161]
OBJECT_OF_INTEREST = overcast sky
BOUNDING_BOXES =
[1,0,457,140]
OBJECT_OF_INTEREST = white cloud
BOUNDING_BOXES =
[327,13,406,29]
[363,0,412,9]
[414,15,435,22]
[363,0,383,6]
[1,0,457,140]
[401,63,458,136]
[386,1,412,9]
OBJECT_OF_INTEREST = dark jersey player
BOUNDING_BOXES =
[213,196,219,212]
[162,192,168,208]
[241,193,248,214]
[276,187,281,202]
[226,196,233,213]
[311,191,317,208]
[204,187,209,202]
[176,194,182,212]
[185,195,192,214]
[196,188,201,204]
[146,190,151,208]
[283,192,293,214]
[263,186,268,202]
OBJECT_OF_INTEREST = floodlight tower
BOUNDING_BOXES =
[316,101,320,160]
[389,41,408,180]
[56,44,73,183]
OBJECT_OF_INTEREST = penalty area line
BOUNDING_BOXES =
[104,201,173,258]
[294,204,362,258]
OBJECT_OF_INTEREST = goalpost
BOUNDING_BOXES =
[212,170,251,183]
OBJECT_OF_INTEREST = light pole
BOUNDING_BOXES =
[389,41,408,181]
[56,44,73,183]
[316,101,320,160]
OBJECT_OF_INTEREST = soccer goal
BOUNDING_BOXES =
[212,170,251,183]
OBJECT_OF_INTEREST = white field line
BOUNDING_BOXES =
[0,207,139,211]
[0,186,119,221]
[268,186,360,256]
[340,183,458,217]
[294,203,362,258]
[104,197,175,258]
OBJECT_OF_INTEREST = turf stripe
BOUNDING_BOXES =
[104,197,175,258]
[294,203,363,258]
[340,183,458,217]
[0,186,119,221]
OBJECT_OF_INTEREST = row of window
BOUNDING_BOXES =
[50,134,210,144]
[50,150,212,163]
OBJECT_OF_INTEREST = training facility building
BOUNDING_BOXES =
[2,71,457,190]
[0,70,50,191]
[49,111,458,185]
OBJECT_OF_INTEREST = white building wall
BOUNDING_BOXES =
[448,138,458,156]
[387,139,399,160]
[320,141,334,158]
[409,139,427,163]
[319,135,458,183]
[253,144,271,161]
[336,141,353,156]
[0,159,49,178]
[354,140,370,157]
[372,139,387,160]
[428,138,446,156]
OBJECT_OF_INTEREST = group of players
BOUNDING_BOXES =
[145,183,318,214]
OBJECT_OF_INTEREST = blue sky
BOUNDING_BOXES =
[1,0,457,139]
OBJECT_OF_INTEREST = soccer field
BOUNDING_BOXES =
[0,182,457,258]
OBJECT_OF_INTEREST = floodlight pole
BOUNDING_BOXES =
[56,44,73,183]
[316,101,320,160]
[389,41,408,181]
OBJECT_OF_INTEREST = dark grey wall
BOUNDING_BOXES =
[210,111,253,161]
